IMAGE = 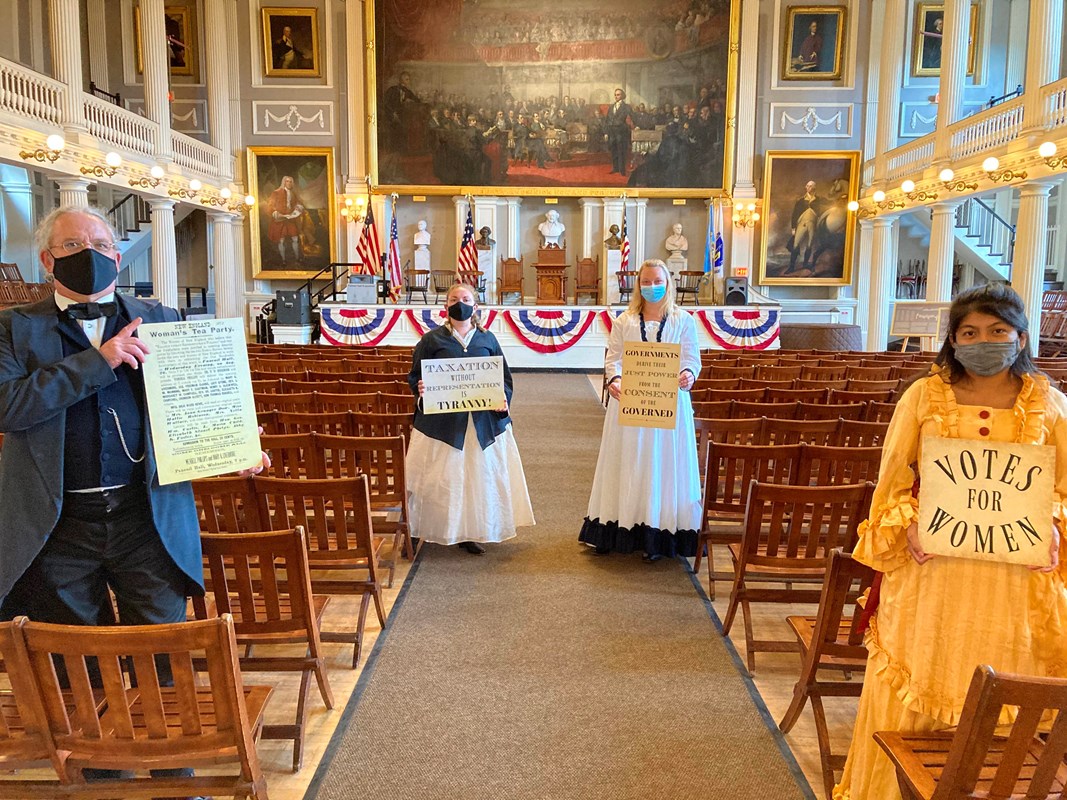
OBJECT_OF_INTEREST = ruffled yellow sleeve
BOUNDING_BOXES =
[852,382,923,573]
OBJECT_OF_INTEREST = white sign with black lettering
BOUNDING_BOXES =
[917,436,1055,567]
[421,356,506,414]
[618,342,681,430]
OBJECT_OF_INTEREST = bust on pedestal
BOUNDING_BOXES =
[534,211,568,303]
[665,222,688,272]
[413,220,431,271]
[538,210,566,248]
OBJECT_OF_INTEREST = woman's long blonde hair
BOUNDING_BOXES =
[626,259,678,318]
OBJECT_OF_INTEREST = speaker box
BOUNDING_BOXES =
[724,278,748,306]
[346,274,378,304]
[275,289,311,325]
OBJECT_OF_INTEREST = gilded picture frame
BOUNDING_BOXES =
[134,4,197,79]
[912,3,979,78]
[363,0,740,198]
[261,7,321,78]
[781,6,846,81]
[758,150,859,287]
[247,146,337,279]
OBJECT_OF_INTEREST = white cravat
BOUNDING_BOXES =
[54,291,115,349]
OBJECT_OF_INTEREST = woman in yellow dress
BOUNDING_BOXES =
[834,283,1067,800]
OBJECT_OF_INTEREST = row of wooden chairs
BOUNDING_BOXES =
[695,417,889,460]
[701,350,937,364]
[253,377,409,395]
[249,357,410,374]
[253,368,410,384]
[694,385,899,404]
[695,377,902,394]
[701,362,928,383]
[0,280,51,309]
[694,399,895,423]
[259,409,414,441]
[254,391,416,417]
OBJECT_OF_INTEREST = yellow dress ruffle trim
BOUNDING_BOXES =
[852,497,917,573]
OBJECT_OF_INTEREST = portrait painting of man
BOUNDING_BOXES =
[759,151,859,286]
[781,6,846,81]
[134,5,197,79]
[913,3,979,78]
[261,8,321,78]
[247,147,336,278]
[368,0,739,196]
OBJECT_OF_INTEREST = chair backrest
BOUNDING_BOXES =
[691,400,734,419]
[834,419,890,448]
[691,379,741,396]
[707,364,756,380]
[431,269,456,292]
[0,263,22,282]
[797,401,866,421]
[261,432,323,479]
[616,270,637,292]
[349,411,413,440]
[794,443,882,486]
[576,256,599,289]
[732,400,798,420]
[831,389,895,404]
[316,391,380,413]
[766,386,828,404]
[304,359,361,375]
[404,269,430,290]
[694,418,763,484]
[0,619,62,778]
[930,665,1067,800]
[754,364,803,381]
[799,364,849,381]
[702,387,766,403]
[254,390,316,414]
[500,257,524,288]
[274,409,354,436]
[314,434,408,510]
[703,442,802,519]
[866,400,897,422]
[758,417,839,446]
[805,548,877,659]
[192,476,261,533]
[846,378,901,393]
[795,377,848,391]
[845,365,892,381]
[740,377,793,391]
[251,378,284,395]
[457,269,486,291]
[677,270,703,291]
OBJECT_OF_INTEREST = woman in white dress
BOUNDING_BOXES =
[580,259,702,561]
[406,283,535,554]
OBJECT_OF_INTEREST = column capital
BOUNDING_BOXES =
[578,197,604,209]
[1017,181,1056,198]
[55,178,91,193]
[871,215,897,230]
[505,196,523,209]
[207,209,238,224]
[930,199,964,213]
[147,198,177,212]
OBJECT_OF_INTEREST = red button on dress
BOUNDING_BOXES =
[978,409,990,419]
[979,426,990,436]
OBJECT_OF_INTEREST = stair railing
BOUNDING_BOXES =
[954,197,1015,279]
[987,85,1023,109]
[106,193,151,243]
[88,80,122,107]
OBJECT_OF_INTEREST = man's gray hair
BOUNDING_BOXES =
[34,205,118,255]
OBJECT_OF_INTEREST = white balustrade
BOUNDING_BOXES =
[0,57,64,126]
[171,131,221,177]
[1042,77,1067,129]
[886,139,935,181]
[1047,225,1059,269]
[81,94,158,157]
[949,98,1024,161]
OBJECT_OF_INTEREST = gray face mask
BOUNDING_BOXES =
[952,340,1020,377]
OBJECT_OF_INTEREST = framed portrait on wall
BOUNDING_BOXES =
[913,3,979,78]
[781,6,846,81]
[134,4,198,79]
[246,147,336,279]
[261,7,321,78]
[758,151,859,286]
[364,0,740,197]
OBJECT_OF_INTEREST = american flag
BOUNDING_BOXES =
[386,198,402,302]
[457,204,478,276]
[620,212,630,271]
[355,202,381,276]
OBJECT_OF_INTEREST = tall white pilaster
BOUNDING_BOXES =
[505,197,523,260]
[854,220,875,348]
[203,0,232,180]
[732,0,759,191]
[1013,183,1054,348]
[933,0,969,163]
[140,0,173,161]
[1004,0,1029,94]
[867,217,897,350]
[1022,0,1063,136]
[730,223,754,279]
[578,198,603,260]
[147,199,178,309]
[633,198,648,266]
[602,198,625,303]
[49,0,86,132]
[345,2,368,183]
[863,0,885,181]
[927,201,962,302]
[56,178,91,207]
[208,211,238,320]
[873,0,906,184]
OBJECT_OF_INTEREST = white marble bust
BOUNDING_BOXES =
[413,219,431,248]
[665,222,688,256]
[538,209,566,248]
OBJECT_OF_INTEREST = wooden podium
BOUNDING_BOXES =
[534,246,568,305]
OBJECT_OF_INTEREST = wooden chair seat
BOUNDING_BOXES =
[785,616,868,670]
[727,542,829,582]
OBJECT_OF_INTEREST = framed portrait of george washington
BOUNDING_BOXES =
[758,151,860,287]
[912,3,979,78]
[363,0,740,197]
[246,147,336,279]
[781,6,846,81]
[261,7,321,78]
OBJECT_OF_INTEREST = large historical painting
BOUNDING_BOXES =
[247,147,336,279]
[758,151,859,287]
[366,0,739,197]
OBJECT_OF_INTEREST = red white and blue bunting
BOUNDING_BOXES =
[320,308,403,347]
[599,308,625,333]
[502,309,598,353]
[694,308,780,350]
[405,308,498,336]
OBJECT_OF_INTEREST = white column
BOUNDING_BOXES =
[854,219,875,348]
[730,221,754,279]
[632,197,648,266]
[148,199,178,308]
[231,212,249,306]
[208,211,239,320]
[862,0,885,183]
[867,217,897,350]
[927,201,962,302]
[933,0,969,164]
[49,0,86,132]
[602,198,625,303]
[453,196,469,269]
[85,0,108,90]
[1055,179,1067,284]
[345,2,368,184]
[140,0,173,161]
[1022,0,1063,135]
[0,167,38,281]
[732,0,759,192]
[873,0,906,184]
[505,197,522,260]
[1013,182,1054,349]
[56,178,91,207]
[578,197,602,260]
[224,0,243,171]
[203,0,232,180]
[1004,0,1029,95]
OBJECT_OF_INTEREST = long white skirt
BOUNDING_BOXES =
[405,419,535,545]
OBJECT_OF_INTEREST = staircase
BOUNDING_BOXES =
[106,193,197,290]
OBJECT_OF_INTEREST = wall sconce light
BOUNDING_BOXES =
[340,195,368,224]
[230,194,256,213]
[848,200,877,219]
[870,190,905,211]
[80,151,123,178]
[899,179,939,202]
[201,187,232,208]
[130,165,166,188]
[982,156,1027,183]
[169,178,202,199]
[938,167,977,192]
[732,200,760,228]
[19,134,65,163]
[1040,141,1067,169]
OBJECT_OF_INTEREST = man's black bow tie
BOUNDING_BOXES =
[62,302,118,321]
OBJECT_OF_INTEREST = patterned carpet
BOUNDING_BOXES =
[304,373,813,800]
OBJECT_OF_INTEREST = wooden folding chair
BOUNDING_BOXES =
[193,475,261,533]
[691,400,734,419]
[844,365,892,381]
[195,528,334,772]
[251,379,284,395]
[834,419,891,448]
[780,549,876,800]
[254,391,317,414]
[739,377,793,391]
[260,433,323,479]
[273,410,354,437]
[766,387,828,404]
[253,475,386,667]
[846,378,900,393]
[866,400,898,422]
[795,378,847,391]
[349,411,414,442]
[732,400,798,420]
[875,665,1067,800]
[707,364,756,380]
[376,392,417,414]
[797,401,866,421]
[721,481,874,671]
[799,364,849,382]
[284,378,343,394]
[758,417,839,446]
[691,381,741,398]
[753,364,803,381]
[794,443,882,486]
[20,615,272,800]
[315,391,380,414]
[830,389,895,405]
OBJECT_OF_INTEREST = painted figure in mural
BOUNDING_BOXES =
[791,20,823,72]
[606,88,633,176]
[267,175,306,266]
[787,180,827,274]
[272,25,298,70]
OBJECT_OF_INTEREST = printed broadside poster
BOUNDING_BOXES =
[618,343,681,430]
[421,356,506,415]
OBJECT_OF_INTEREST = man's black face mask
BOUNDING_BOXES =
[51,248,118,296]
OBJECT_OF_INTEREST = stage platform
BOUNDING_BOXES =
[311,303,780,369]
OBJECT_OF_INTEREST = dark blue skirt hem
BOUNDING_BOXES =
[578,517,699,558]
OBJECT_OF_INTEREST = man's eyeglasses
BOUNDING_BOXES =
[50,239,118,256]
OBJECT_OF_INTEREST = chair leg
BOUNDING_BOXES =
[692,539,705,574]
[313,653,334,709]
[373,584,387,627]
[705,540,717,601]
[353,592,372,668]
[292,668,312,772]
[778,674,811,734]
[721,575,743,635]
[741,597,757,673]
[811,694,837,800]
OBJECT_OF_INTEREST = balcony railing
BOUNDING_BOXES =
[1042,76,1067,129]
[172,131,221,177]
[948,97,1024,161]
[83,94,158,157]
[886,138,935,182]
[0,57,64,126]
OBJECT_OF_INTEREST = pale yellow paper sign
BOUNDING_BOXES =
[421,355,506,415]
[618,342,681,429]
[139,318,263,485]
[917,436,1055,567]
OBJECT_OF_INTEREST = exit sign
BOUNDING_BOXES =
[735,267,749,277]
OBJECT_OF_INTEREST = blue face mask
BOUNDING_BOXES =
[641,285,667,303]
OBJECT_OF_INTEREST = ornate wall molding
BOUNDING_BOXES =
[899,101,984,138]
[129,99,207,134]
[768,103,853,138]
[251,101,334,136]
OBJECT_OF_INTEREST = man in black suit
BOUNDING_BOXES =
[272,24,298,69]
[605,87,633,176]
